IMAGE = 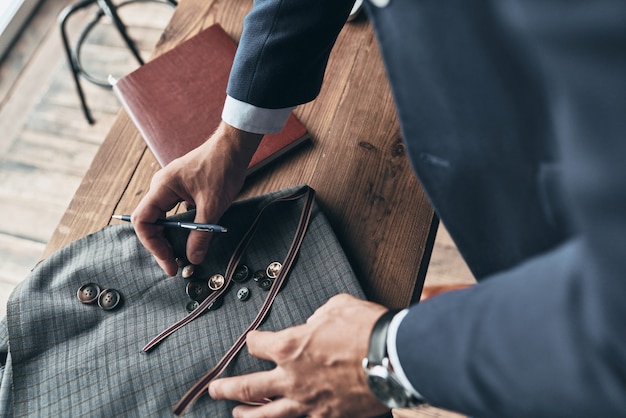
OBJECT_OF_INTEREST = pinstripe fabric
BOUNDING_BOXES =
[0,185,364,417]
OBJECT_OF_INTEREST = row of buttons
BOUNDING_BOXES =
[76,283,122,311]
[178,260,282,313]
[74,260,283,314]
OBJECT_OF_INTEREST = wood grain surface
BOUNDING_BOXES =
[1,1,477,417]
[43,0,436,309]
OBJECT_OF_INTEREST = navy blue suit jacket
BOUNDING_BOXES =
[227,0,626,416]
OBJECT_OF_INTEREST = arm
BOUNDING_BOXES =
[133,0,355,273]
[212,2,626,417]
[394,2,626,415]
[227,0,355,109]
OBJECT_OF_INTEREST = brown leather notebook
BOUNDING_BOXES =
[111,24,310,173]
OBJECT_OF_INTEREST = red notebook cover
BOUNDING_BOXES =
[111,24,310,173]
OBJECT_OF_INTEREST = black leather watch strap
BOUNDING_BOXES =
[368,309,401,364]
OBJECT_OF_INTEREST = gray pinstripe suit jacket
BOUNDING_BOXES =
[0,186,364,417]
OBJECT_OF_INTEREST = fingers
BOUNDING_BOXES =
[132,123,262,275]
[210,303,390,418]
[245,330,284,362]
[208,329,302,406]
[306,293,379,324]
[132,163,221,271]
[132,177,183,276]
[209,370,284,405]
[230,398,303,418]
[245,327,310,364]
[185,206,218,265]
[134,222,178,276]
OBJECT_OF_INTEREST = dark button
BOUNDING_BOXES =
[77,283,101,304]
[186,280,211,302]
[257,277,273,291]
[252,269,266,283]
[236,287,250,301]
[208,296,223,311]
[186,300,199,313]
[98,289,122,311]
[233,264,250,282]
[266,262,282,279]
[208,274,225,291]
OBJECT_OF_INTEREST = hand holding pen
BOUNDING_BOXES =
[128,121,261,276]
[111,215,228,233]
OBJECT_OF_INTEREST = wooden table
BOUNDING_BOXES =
[43,0,435,309]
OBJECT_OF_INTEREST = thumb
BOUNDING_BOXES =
[185,211,216,265]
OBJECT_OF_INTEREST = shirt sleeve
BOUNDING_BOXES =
[387,309,425,401]
[222,95,294,134]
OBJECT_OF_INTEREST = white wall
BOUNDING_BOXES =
[0,0,42,61]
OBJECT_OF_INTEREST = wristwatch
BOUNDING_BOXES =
[362,309,424,409]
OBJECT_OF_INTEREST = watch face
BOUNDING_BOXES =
[367,366,410,409]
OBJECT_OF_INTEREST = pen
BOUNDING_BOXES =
[111,215,228,233]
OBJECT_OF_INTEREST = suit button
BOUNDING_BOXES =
[77,283,101,304]
[182,264,195,279]
[266,262,282,279]
[233,264,250,282]
[236,287,250,301]
[252,269,266,282]
[186,300,199,313]
[98,289,122,311]
[208,296,223,311]
[186,280,211,301]
[257,277,273,291]
[208,274,225,291]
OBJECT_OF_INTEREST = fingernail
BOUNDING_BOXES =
[190,250,205,264]
[208,382,217,398]
[167,265,178,277]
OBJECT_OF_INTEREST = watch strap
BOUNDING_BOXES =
[368,309,401,365]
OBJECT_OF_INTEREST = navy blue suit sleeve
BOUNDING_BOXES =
[397,2,626,416]
[227,0,355,109]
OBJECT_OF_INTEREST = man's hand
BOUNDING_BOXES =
[132,122,263,276]
[209,294,391,418]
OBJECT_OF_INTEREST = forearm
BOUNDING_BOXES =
[214,120,264,160]
[396,239,626,417]
[395,2,626,415]
[227,0,355,109]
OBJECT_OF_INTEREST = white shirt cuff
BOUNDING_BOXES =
[387,309,425,401]
[222,95,295,134]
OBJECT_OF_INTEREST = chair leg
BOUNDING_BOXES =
[58,0,98,124]
[60,0,177,124]
[98,0,144,66]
